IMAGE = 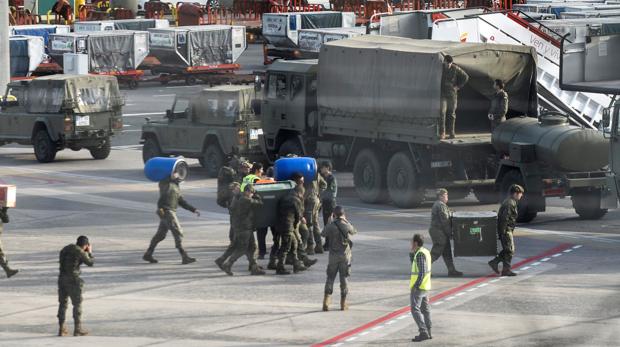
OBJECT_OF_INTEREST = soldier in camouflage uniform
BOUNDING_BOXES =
[440,55,469,139]
[57,235,94,337]
[428,189,463,277]
[488,79,509,131]
[304,173,327,255]
[216,184,265,276]
[276,184,307,275]
[321,206,357,311]
[488,184,524,277]
[0,207,18,278]
[143,171,201,264]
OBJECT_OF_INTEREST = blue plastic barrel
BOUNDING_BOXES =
[144,157,188,182]
[274,157,317,182]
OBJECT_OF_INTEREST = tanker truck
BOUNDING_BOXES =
[259,36,609,222]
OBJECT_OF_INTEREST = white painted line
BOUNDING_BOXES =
[122,112,165,117]
[456,292,466,296]
[332,343,343,347]
[573,245,583,249]
[386,320,397,325]
[121,129,142,133]
[477,283,489,288]
[563,249,572,253]
[520,266,531,271]
[397,315,408,320]
[489,279,500,283]
[153,94,175,97]
[359,331,370,336]
[433,301,444,305]
[552,253,562,257]
[531,262,541,266]
[540,257,551,262]
[445,296,457,301]
[371,326,384,331]
[466,288,477,292]
[346,336,358,342]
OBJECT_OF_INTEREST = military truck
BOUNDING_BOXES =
[260,36,610,222]
[0,75,124,162]
[141,85,264,177]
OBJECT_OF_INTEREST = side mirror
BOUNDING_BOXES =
[602,108,611,128]
[165,109,172,119]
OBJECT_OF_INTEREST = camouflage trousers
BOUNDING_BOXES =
[149,210,184,252]
[57,275,84,324]
[491,231,515,268]
[429,229,456,272]
[324,258,349,296]
[220,229,258,266]
[440,95,457,136]
[277,225,298,264]
[304,200,322,248]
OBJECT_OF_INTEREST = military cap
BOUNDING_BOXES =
[436,188,448,197]
[240,160,252,169]
[509,184,524,194]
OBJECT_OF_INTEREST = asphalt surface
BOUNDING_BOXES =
[1,146,620,347]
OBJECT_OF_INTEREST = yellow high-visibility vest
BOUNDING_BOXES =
[410,247,432,290]
[240,174,259,192]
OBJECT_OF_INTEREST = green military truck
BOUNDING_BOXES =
[260,36,610,222]
[141,85,264,177]
[0,75,124,163]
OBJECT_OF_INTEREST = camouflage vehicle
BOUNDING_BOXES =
[0,75,124,163]
[141,85,264,177]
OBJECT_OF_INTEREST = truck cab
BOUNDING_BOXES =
[141,85,264,177]
[261,59,318,160]
[0,75,124,163]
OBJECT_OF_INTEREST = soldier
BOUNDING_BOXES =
[240,162,264,192]
[143,171,201,264]
[488,184,524,277]
[0,207,18,278]
[321,206,356,311]
[428,189,463,277]
[440,55,469,139]
[276,184,306,275]
[488,79,509,131]
[57,235,94,337]
[216,184,265,276]
[304,172,327,255]
[320,161,338,227]
[410,233,432,342]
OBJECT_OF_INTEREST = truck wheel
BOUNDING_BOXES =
[278,139,303,157]
[474,186,499,204]
[89,139,111,160]
[185,76,197,86]
[572,190,608,220]
[33,129,57,163]
[201,144,224,178]
[386,152,424,208]
[127,79,139,90]
[500,170,537,223]
[142,137,162,163]
[353,148,388,204]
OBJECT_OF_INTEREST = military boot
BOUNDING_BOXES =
[58,323,68,337]
[306,244,315,255]
[250,264,265,275]
[267,257,277,270]
[4,268,18,278]
[275,260,291,275]
[447,265,463,277]
[501,266,517,277]
[293,261,307,273]
[285,254,294,265]
[340,294,348,311]
[322,294,331,311]
[221,262,233,276]
[488,259,500,274]
[73,323,89,337]
[215,257,226,271]
[142,244,158,263]
[179,249,196,264]
[314,243,324,254]
[303,257,318,268]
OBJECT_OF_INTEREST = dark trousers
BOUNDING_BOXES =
[257,227,269,257]
[269,228,281,260]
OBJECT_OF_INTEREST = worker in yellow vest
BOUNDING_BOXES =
[240,163,264,192]
[410,233,432,342]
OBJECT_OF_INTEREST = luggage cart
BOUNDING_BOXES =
[148,64,254,86]
[92,70,145,89]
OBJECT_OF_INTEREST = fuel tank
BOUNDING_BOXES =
[492,115,609,172]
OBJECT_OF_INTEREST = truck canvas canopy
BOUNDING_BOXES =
[317,36,539,143]
[191,85,256,125]
[23,75,123,114]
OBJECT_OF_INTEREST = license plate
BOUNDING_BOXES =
[76,115,90,127]
[249,128,263,140]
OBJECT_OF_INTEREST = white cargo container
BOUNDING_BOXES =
[298,27,366,52]
[0,185,16,208]
[262,12,356,48]
[74,19,169,32]
[74,21,116,32]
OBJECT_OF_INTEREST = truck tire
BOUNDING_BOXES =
[572,190,608,220]
[33,129,57,163]
[386,152,424,208]
[201,144,224,178]
[500,170,537,223]
[278,139,303,158]
[89,139,111,160]
[142,137,162,163]
[474,186,499,204]
[353,148,388,204]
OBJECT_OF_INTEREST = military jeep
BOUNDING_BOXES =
[141,85,265,177]
[0,75,124,163]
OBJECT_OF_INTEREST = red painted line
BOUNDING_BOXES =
[312,243,574,347]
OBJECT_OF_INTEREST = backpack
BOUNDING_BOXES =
[217,166,237,208]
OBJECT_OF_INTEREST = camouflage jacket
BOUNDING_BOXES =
[277,191,303,232]
[59,244,94,278]
[230,194,263,231]
[0,208,7,234]
[441,64,469,97]
[498,197,518,233]
[320,173,337,202]
[429,200,451,236]
[489,90,509,117]
[304,175,327,210]
[157,179,196,213]
[321,218,357,261]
